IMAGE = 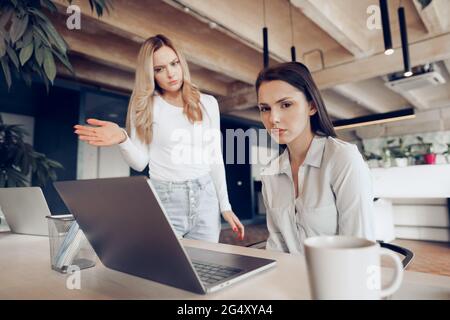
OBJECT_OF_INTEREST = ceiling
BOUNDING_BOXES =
[50,0,450,124]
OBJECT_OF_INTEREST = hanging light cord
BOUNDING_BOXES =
[289,1,294,46]
[263,0,267,27]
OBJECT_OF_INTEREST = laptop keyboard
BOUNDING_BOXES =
[192,261,242,285]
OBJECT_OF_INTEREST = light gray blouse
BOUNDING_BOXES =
[260,135,375,255]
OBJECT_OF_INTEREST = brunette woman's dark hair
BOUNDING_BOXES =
[255,62,336,137]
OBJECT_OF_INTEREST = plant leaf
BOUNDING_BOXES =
[35,43,44,66]
[22,27,33,47]
[35,16,67,54]
[0,26,9,41]
[0,7,13,28]
[40,0,58,13]
[14,39,24,49]
[51,47,73,73]
[47,159,64,169]
[0,39,5,58]
[33,31,42,48]
[6,45,19,69]
[10,13,28,44]
[0,56,12,89]
[32,25,51,47]
[21,70,32,86]
[43,47,56,83]
[27,8,52,25]
[6,167,28,187]
[19,41,33,65]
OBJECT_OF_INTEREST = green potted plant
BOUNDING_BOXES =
[0,114,63,226]
[360,143,382,168]
[0,114,63,187]
[390,138,410,167]
[363,150,383,168]
[0,0,112,90]
[381,142,393,168]
[416,136,436,165]
[443,143,450,164]
[382,138,409,167]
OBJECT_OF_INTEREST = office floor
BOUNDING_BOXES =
[219,224,450,277]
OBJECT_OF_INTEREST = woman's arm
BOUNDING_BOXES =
[206,96,245,239]
[206,96,232,213]
[330,145,376,240]
[74,118,150,172]
[117,122,150,172]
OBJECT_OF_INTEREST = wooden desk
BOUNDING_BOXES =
[0,233,449,300]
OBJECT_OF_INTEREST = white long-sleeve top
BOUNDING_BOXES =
[117,93,232,212]
[261,135,375,255]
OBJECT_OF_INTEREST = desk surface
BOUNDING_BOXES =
[0,233,449,300]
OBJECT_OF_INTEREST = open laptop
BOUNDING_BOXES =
[0,187,49,236]
[54,176,276,294]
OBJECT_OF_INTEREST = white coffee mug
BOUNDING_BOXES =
[304,236,404,300]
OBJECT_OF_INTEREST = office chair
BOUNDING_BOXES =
[246,239,414,269]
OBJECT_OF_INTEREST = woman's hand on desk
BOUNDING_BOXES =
[74,118,127,146]
[222,211,245,241]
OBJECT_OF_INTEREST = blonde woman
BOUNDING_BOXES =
[74,34,244,243]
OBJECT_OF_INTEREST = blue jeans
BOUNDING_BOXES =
[150,174,221,243]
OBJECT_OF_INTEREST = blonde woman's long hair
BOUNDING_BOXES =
[126,34,203,144]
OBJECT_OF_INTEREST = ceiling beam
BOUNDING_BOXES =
[51,15,229,96]
[160,0,356,68]
[334,77,411,113]
[220,33,450,112]
[320,90,371,119]
[413,0,449,34]
[52,0,269,85]
[333,85,388,114]
[313,33,450,89]
[290,0,370,57]
[57,55,134,92]
[161,0,285,62]
[444,59,450,75]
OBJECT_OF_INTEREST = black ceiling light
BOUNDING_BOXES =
[333,108,415,130]
[262,0,269,68]
[289,1,296,62]
[380,0,394,55]
[398,5,413,77]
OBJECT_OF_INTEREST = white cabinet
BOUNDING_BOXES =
[371,164,450,198]
[371,165,450,242]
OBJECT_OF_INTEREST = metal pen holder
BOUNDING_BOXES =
[46,215,96,273]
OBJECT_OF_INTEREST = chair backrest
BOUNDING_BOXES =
[246,239,414,269]
[377,241,414,269]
